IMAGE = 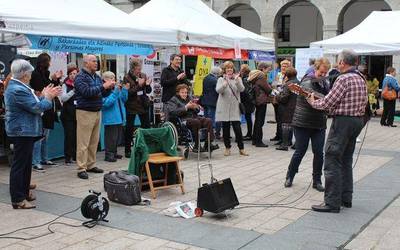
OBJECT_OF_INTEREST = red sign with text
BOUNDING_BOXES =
[180,45,248,60]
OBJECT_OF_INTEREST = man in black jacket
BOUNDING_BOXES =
[160,54,189,103]
[30,53,62,172]
[74,54,114,179]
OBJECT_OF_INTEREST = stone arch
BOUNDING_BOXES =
[221,3,262,34]
[273,0,324,47]
[338,0,392,34]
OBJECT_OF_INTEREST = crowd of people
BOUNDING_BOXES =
[3,49,399,211]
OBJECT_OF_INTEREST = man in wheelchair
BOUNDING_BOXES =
[164,84,219,153]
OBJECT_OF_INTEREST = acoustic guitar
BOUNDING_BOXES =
[287,83,325,100]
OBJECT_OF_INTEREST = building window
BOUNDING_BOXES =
[278,15,290,42]
[227,16,241,27]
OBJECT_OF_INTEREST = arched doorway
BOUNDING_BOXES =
[222,4,261,34]
[338,0,392,85]
[338,0,391,34]
[274,1,323,57]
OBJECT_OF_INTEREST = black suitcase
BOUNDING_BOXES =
[104,170,141,206]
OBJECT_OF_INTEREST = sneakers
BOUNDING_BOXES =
[32,164,46,173]
[41,161,57,166]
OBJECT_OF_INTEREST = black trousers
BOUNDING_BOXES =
[324,116,364,208]
[244,113,253,137]
[273,103,282,140]
[281,123,293,147]
[125,113,150,153]
[9,137,35,203]
[381,99,396,125]
[222,121,244,150]
[62,119,76,161]
[286,127,325,182]
[105,124,121,157]
[253,104,267,144]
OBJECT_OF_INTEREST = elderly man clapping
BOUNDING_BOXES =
[5,59,61,209]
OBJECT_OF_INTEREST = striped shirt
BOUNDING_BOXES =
[310,71,368,117]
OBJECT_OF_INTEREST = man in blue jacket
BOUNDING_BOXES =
[200,67,222,138]
[74,55,114,179]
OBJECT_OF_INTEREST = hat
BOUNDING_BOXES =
[248,70,264,82]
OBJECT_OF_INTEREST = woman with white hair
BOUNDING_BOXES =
[5,59,61,209]
[101,71,129,162]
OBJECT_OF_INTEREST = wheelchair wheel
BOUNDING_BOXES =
[161,121,179,147]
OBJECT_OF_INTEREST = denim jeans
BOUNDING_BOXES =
[286,126,326,182]
[32,128,50,165]
[204,106,221,136]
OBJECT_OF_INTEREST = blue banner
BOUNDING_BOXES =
[248,50,275,61]
[27,35,154,56]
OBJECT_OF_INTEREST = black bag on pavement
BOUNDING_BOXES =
[104,170,141,205]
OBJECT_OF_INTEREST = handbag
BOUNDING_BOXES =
[103,170,141,205]
[382,85,397,101]
[227,80,245,115]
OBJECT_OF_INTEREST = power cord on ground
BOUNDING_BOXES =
[237,121,369,211]
[0,206,82,240]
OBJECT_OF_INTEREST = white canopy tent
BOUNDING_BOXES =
[0,0,177,46]
[129,0,274,51]
[310,11,400,55]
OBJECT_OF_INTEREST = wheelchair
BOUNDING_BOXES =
[161,117,212,159]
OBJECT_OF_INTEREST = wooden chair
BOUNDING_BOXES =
[141,152,185,199]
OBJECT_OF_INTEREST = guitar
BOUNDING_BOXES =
[287,83,325,100]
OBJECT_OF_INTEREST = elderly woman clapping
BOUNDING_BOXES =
[5,59,61,209]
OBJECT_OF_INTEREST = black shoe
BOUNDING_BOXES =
[192,145,201,153]
[114,154,123,159]
[65,159,74,165]
[313,183,325,192]
[105,157,117,162]
[87,167,104,173]
[270,136,280,141]
[77,171,88,179]
[203,143,219,151]
[284,178,293,188]
[291,145,296,150]
[125,152,131,158]
[381,122,388,126]
[243,136,252,141]
[312,204,340,213]
[276,146,288,151]
[255,143,268,148]
[342,201,352,208]
[389,124,397,127]
[252,141,256,145]
[274,141,282,146]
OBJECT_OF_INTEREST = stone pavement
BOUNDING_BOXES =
[0,110,399,249]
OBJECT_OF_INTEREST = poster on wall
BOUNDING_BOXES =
[295,48,324,80]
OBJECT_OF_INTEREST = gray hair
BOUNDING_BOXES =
[338,49,358,66]
[102,71,115,81]
[211,66,222,76]
[11,59,34,80]
[83,54,97,64]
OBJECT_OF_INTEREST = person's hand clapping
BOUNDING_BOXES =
[43,84,62,100]
[146,78,152,86]
[138,78,145,86]
[51,70,63,81]
[177,72,186,80]
[103,78,115,89]
[124,83,130,90]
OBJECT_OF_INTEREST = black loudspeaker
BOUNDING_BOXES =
[0,45,16,80]
[197,178,239,214]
